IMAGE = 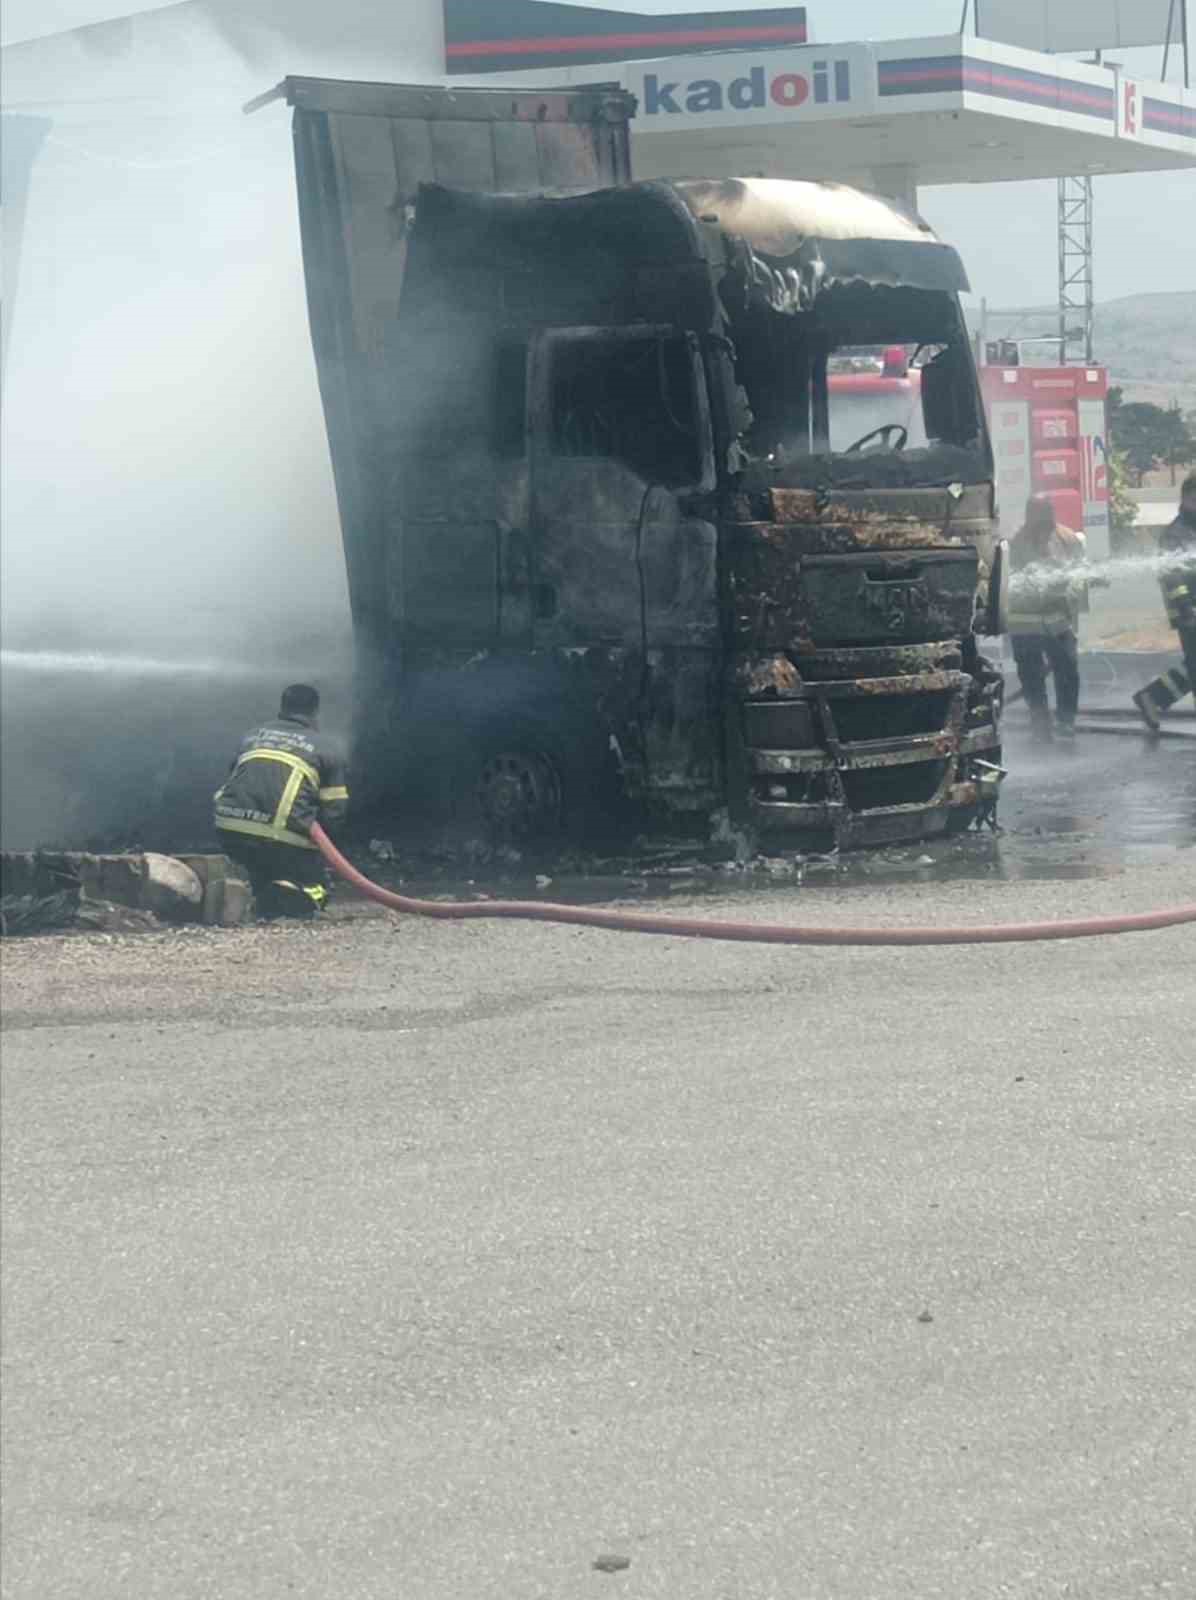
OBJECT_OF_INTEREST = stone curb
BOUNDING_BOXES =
[0,852,252,926]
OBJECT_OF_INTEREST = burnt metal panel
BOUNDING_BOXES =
[291,106,386,643]
[390,118,437,198]
[282,77,636,127]
[767,485,992,536]
[534,121,602,188]
[399,518,499,647]
[285,78,634,639]
[725,522,980,653]
[492,120,543,191]
[327,111,407,362]
[428,118,501,191]
[738,238,970,311]
[797,550,979,647]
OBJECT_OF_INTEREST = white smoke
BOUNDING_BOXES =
[0,1,442,846]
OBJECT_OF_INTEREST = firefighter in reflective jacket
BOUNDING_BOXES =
[1133,472,1196,731]
[1007,495,1087,742]
[214,683,348,917]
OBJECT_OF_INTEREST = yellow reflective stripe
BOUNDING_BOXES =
[214,816,318,851]
[318,786,349,802]
[236,748,321,790]
[273,764,306,833]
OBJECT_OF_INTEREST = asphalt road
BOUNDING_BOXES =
[3,848,1195,1600]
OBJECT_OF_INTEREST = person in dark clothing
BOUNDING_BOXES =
[214,684,349,918]
[1133,473,1196,730]
[1007,494,1087,742]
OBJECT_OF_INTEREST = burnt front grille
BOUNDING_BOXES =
[796,643,962,682]
[752,771,835,806]
[840,761,949,812]
[829,691,953,744]
[742,700,816,750]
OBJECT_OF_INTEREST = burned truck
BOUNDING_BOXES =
[283,77,1007,849]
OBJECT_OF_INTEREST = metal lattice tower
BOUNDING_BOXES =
[1057,176,1095,366]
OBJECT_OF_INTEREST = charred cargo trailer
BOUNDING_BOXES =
[283,78,1007,848]
[279,74,634,663]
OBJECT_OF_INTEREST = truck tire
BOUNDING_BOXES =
[470,714,627,848]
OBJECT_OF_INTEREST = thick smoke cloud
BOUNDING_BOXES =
[0,2,445,847]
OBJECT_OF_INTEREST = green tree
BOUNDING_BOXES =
[1106,447,1137,541]
[1161,403,1196,484]
[1111,400,1195,484]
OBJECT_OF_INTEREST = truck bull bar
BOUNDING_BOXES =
[740,647,1003,846]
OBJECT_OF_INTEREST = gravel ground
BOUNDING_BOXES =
[3,854,1195,1600]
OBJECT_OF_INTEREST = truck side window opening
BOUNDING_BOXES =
[920,340,982,446]
[549,335,702,488]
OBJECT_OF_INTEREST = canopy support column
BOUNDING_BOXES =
[869,164,919,215]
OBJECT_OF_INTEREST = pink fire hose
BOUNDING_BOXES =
[310,825,1196,948]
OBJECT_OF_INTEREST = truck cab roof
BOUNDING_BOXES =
[414,176,971,305]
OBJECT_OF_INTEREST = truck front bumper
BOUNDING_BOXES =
[740,648,1003,847]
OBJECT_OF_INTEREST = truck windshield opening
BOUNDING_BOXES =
[726,284,986,486]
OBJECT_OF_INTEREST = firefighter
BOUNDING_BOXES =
[1133,472,1196,731]
[1007,494,1087,742]
[214,683,348,918]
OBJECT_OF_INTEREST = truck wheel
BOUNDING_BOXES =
[477,745,564,842]
[471,717,626,847]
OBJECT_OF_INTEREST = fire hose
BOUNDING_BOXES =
[309,824,1196,948]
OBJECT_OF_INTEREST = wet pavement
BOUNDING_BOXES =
[990,720,1196,878]
[852,650,1196,887]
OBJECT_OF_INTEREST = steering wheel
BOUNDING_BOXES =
[845,423,908,454]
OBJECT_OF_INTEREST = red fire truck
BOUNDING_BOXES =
[980,359,1110,550]
[830,348,1110,551]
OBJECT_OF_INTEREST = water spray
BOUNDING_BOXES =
[0,649,306,683]
[1007,550,1190,602]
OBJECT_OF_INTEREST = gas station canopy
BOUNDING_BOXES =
[566,32,1196,192]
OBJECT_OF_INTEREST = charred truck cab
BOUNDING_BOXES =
[286,81,1006,848]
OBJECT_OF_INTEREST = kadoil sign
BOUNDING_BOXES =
[629,45,870,131]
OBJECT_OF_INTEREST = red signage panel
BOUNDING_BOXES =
[444,0,808,75]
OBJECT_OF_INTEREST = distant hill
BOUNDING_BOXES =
[967,291,1196,412]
